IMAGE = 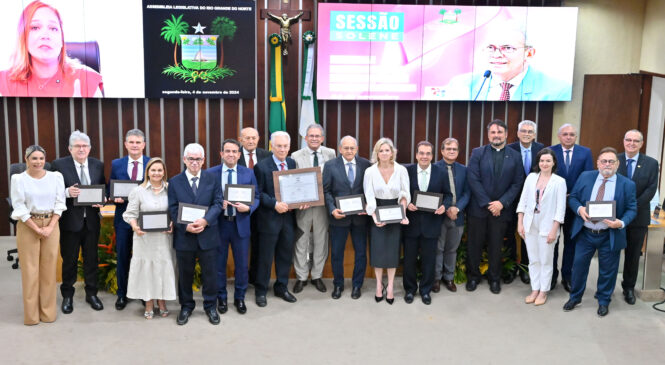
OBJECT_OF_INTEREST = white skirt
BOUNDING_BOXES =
[126,232,177,301]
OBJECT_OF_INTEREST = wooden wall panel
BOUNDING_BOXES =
[56,98,71,158]
[36,99,55,156]
[396,101,414,163]
[147,99,162,159]
[84,99,100,161]
[19,99,34,159]
[162,99,181,178]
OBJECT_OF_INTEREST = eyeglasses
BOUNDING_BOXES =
[186,157,203,163]
[598,159,617,165]
[484,45,529,55]
[624,138,642,144]
[518,129,535,135]
[71,144,90,150]
[340,146,357,151]
[560,132,576,137]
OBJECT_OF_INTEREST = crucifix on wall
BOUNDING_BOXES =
[260,0,311,56]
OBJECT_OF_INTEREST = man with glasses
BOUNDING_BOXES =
[617,130,658,304]
[549,124,594,291]
[443,22,571,101]
[505,120,544,284]
[168,143,223,325]
[563,147,636,317]
[290,124,336,294]
[52,130,106,313]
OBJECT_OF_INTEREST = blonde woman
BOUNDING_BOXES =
[123,158,176,319]
[10,145,66,325]
[363,138,410,304]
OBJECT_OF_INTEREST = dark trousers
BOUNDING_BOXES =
[255,223,294,297]
[176,247,218,311]
[505,217,529,268]
[60,223,99,297]
[467,215,507,282]
[248,214,260,284]
[330,224,367,289]
[622,226,648,290]
[569,229,620,306]
[553,209,576,282]
[403,235,437,295]
[114,222,133,298]
[217,218,250,300]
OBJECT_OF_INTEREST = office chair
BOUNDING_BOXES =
[65,41,104,96]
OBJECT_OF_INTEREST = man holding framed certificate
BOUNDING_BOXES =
[564,147,637,317]
[207,139,260,315]
[404,141,451,305]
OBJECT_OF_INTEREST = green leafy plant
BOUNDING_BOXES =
[162,64,236,83]
[160,14,189,67]
[210,16,237,67]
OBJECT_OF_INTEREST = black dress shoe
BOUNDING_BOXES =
[217,299,228,314]
[466,279,478,292]
[561,279,571,293]
[276,290,297,303]
[311,278,327,293]
[623,288,636,305]
[404,292,415,304]
[502,271,516,284]
[443,279,457,292]
[432,280,441,293]
[375,294,384,303]
[234,299,247,314]
[255,295,267,307]
[386,296,394,305]
[519,270,530,284]
[597,304,609,317]
[421,293,432,305]
[489,281,501,294]
[177,309,191,325]
[351,287,361,299]
[331,286,343,299]
[550,278,557,291]
[61,296,73,314]
[86,295,104,311]
[293,280,307,293]
[206,308,220,325]
[563,299,581,312]
[115,296,129,310]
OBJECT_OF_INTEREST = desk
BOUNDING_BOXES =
[637,215,665,301]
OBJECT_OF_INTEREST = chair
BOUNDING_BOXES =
[65,41,101,74]
[6,162,52,269]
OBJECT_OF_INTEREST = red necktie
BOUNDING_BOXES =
[499,82,512,101]
[280,162,285,171]
[248,152,254,169]
[595,179,608,201]
[131,161,138,180]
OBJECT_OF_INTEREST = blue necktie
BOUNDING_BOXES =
[347,162,354,185]
[565,150,571,173]
[227,169,234,216]
[191,177,198,197]
[523,149,531,175]
[627,159,635,179]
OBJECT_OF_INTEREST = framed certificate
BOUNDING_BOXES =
[74,185,106,206]
[335,194,366,215]
[177,203,209,224]
[224,184,255,205]
[273,167,325,209]
[413,191,443,213]
[139,211,170,232]
[375,205,405,224]
[586,201,616,220]
[110,180,140,199]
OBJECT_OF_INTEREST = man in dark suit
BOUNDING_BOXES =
[549,123,594,291]
[466,119,525,294]
[404,141,451,305]
[563,147,637,317]
[109,129,150,310]
[238,127,271,286]
[434,138,470,293]
[617,130,658,304]
[207,139,259,315]
[168,143,223,325]
[52,130,106,313]
[323,136,371,300]
[505,120,544,284]
[253,131,299,307]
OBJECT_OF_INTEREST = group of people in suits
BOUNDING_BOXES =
[8,118,656,325]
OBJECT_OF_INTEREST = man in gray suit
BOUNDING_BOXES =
[291,124,336,293]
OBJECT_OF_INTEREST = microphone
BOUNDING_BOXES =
[473,70,491,101]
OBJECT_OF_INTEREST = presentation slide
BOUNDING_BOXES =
[317,4,578,101]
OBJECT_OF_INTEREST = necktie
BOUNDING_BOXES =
[248,152,254,169]
[80,164,89,185]
[313,151,319,167]
[191,177,199,196]
[131,161,138,180]
[595,178,608,201]
[627,159,635,179]
[226,169,234,216]
[347,162,354,185]
[523,150,531,175]
[447,165,457,206]
[419,170,428,191]
[280,162,285,171]
[565,150,571,173]
[499,82,512,101]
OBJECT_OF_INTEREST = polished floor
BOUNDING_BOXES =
[1,236,664,365]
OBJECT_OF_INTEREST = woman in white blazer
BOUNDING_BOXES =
[516,148,566,305]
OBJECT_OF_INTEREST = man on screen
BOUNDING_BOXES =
[443,22,571,101]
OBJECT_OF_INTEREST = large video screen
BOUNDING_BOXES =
[0,0,255,99]
[317,4,578,101]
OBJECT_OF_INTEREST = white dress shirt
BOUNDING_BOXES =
[243,148,258,166]
[10,171,67,222]
[363,163,411,215]
[487,68,527,100]
[127,156,144,181]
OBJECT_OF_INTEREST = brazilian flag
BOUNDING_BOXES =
[268,33,286,134]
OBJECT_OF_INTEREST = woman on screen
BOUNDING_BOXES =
[123,158,176,319]
[0,0,103,97]
[363,138,410,305]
